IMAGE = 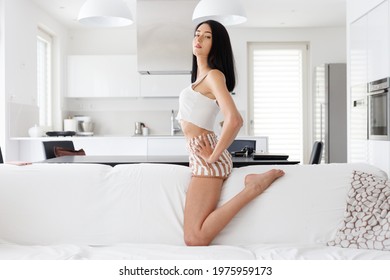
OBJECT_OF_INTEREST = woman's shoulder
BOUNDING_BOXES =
[204,69,229,97]
[206,69,226,83]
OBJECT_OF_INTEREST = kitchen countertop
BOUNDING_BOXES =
[11,134,267,140]
[11,135,186,140]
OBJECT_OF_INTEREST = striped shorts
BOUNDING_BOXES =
[186,133,233,179]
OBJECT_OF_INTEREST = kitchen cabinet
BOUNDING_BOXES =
[350,15,368,86]
[349,15,369,163]
[350,0,389,85]
[348,0,387,22]
[368,140,390,175]
[67,55,140,98]
[146,136,268,156]
[147,137,187,155]
[14,137,148,161]
[367,0,389,82]
[72,137,147,156]
[349,84,369,163]
[347,0,390,175]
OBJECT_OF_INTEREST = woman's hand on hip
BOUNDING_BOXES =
[195,134,215,163]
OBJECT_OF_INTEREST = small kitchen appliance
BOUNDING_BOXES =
[134,122,145,136]
[367,77,390,140]
[73,115,94,136]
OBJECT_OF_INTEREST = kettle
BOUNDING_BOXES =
[134,122,145,135]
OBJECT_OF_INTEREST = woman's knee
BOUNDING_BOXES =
[184,230,210,246]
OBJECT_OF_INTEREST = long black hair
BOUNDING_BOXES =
[191,20,236,92]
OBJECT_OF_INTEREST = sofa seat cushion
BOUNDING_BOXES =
[80,243,255,260]
[245,243,390,260]
[0,244,83,260]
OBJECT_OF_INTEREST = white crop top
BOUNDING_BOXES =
[176,85,219,131]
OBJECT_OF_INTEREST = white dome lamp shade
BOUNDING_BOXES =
[78,0,134,27]
[192,0,247,26]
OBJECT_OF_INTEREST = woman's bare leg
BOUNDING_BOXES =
[184,169,285,246]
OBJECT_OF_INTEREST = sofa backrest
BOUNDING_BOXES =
[0,162,386,246]
[0,163,190,246]
[214,163,387,245]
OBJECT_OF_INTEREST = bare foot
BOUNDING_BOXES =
[244,169,285,197]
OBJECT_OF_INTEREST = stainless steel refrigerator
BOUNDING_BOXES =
[313,63,347,163]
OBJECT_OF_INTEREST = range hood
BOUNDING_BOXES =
[137,0,197,75]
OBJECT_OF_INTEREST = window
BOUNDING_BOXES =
[37,28,52,127]
[249,43,308,162]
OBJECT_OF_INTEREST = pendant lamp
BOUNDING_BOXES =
[192,0,247,26]
[78,0,134,27]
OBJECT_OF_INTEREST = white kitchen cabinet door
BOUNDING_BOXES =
[350,15,368,86]
[147,137,188,155]
[73,137,147,155]
[349,84,369,163]
[367,0,389,82]
[368,140,390,176]
[140,74,191,97]
[146,136,268,156]
[347,0,387,22]
[67,55,140,98]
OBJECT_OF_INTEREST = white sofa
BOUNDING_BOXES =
[1,162,390,260]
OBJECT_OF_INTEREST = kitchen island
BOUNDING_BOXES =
[11,136,269,162]
[41,155,299,167]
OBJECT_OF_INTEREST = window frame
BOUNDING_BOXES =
[37,27,53,128]
[248,42,310,162]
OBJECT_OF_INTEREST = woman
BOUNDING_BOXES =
[176,20,285,246]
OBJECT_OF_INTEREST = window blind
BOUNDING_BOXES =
[249,43,307,162]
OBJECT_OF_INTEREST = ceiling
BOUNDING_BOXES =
[30,0,347,30]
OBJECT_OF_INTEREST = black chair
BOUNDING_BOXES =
[43,141,75,159]
[309,141,324,164]
[0,146,3,164]
[228,139,256,156]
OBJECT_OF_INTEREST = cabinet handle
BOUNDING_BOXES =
[353,99,365,107]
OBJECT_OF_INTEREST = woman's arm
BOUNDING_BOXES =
[202,70,243,163]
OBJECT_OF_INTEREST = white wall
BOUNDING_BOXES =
[0,0,68,160]
[68,28,137,55]
[64,26,346,136]
[0,0,5,153]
